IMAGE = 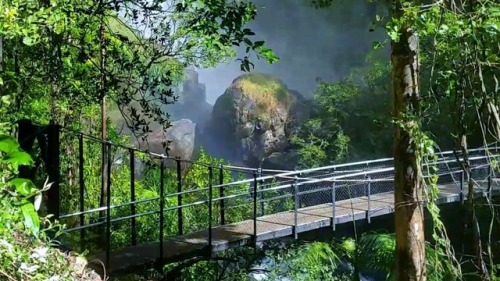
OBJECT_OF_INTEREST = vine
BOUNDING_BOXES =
[393,114,462,279]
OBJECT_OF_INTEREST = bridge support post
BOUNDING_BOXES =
[460,170,464,204]
[208,166,213,253]
[78,134,86,252]
[17,119,37,180]
[258,168,264,216]
[46,122,61,221]
[130,149,137,246]
[158,159,165,272]
[366,176,371,224]
[219,164,225,225]
[331,180,336,231]
[176,159,183,236]
[293,176,299,240]
[488,163,492,200]
[105,143,112,271]
[252,171,258,251]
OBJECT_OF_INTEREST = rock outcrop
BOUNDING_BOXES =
[167,69,212,133]
[208,73,307,169]
[140,119,197,160]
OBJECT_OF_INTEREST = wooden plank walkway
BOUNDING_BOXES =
[90,180,500,275]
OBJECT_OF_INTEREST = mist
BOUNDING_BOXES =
[196,0,387,104]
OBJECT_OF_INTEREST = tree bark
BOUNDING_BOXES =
[392,7,426,280]
[98,8,108,247]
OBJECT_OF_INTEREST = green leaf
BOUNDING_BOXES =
[253,40,265,48]
[21,200,40,236]
[4,151,33,166]
[1,95,10,105]
[22,36,36,46]
[372,41,385,50]
[0,135,20,154]
[9,178,38,196]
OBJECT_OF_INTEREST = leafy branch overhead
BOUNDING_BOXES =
[0,0,278,143]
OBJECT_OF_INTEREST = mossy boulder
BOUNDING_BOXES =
[208,72,307,168]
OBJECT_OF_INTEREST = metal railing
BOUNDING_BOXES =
[21,121,498,271]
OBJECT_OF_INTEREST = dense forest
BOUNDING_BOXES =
[0,0,499,281]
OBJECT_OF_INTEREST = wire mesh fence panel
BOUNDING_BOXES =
[174,161,211,237]
[259,178,295,215]
[370,171,394,195]
[471,159,490,181]
[219,169,254,228]
[294,167,335,208]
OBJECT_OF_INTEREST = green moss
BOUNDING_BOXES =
[232,73,296,115]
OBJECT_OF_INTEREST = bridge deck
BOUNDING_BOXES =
[91,181,500,274]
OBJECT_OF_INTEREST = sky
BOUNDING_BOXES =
[195,0,387,104]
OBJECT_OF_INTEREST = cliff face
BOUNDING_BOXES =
[168,69,212,134]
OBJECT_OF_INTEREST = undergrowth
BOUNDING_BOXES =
[0,134,101,281]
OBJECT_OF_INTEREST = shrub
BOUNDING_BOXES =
[0,134,101,281]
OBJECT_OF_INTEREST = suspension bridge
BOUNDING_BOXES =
[16,120,500,276]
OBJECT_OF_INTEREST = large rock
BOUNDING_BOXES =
[208,73,307,168]
[130,119,197,177]
[141,119,197,161]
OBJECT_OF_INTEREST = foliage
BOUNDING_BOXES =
[264,232,457,281]
[0,0,278,140]
[384,0,499,279]
[0,130,99,280]
[0,0,281,268]
[291,51,391,167]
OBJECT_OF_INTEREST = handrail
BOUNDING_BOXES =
[212,149,496,190]
[63,160,488,234]
[59,153,495,221]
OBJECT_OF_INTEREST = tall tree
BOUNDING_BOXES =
[308,0,427,278]
[390,1,426,279]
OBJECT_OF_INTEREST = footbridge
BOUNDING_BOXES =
[16,120,500,276]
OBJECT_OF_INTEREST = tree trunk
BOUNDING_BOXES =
[392,7,426,280]
[98,10,108,247]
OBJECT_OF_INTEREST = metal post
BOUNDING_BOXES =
[219,164,225,225]
[488,163,492,200]
[129,149,137,246]
[208,166,213,252]
[258,168,264,216]
[46,123,60,220]
[253,172,258,249]
[159,159,165,267]
[331,181,336,231]
[460,170,464,204]
[78,134,85,252]
[293,176,299,240]
[105,143,112,270]
[176,159,183,235]
[17,119,36,179]
[366,176,371,224]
